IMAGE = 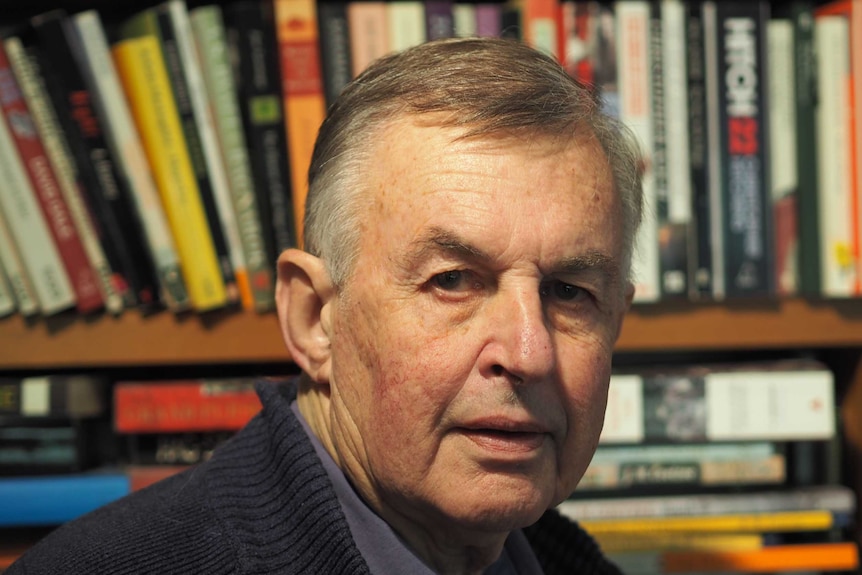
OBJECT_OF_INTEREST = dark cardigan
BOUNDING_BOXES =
[7,381,621,575]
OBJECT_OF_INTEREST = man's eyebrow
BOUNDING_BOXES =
[406,227,491,264]
[554,253,622,284]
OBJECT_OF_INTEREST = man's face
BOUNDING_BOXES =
[325,118,630,540]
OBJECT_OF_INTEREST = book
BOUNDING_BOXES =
[0,471,130,526]
[347,1,389,78]
[687,1,713,299]
[615,1,659,303]
[594,532,765,553]
[387,1,426,52]
[3,34,124,315]
[0,419,89,476]
[0,36,103,314]
[425,0,455,40]
[67,10,191,312]
[505,0,559,58]
[560,1,598,85]
[767,19,799,296]
[114,10,228,312]
[600,360,835,444]
[559,484,856,521]
[274,0,327,249]
[113,379,262,433]
[781,2,820,297]
[453,4,477,38]
[225,1,296,264]
[0,261,14,318]
[0,210,39,316]
[475,3,503,38]
[814,3,859,297]
[125,463,189,492]
[657,0,692,300]
[317,1,353,106]
[190,4,275,312]
[0,375,107,419]
[122,431,234,465]
[0,51,75,315]
[155,2,240,306]
[29,10,162,312]
[578,442,786,492]
[703,1,773,299]
[609,542,859,574]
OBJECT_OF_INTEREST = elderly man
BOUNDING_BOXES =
[8,37,641,575]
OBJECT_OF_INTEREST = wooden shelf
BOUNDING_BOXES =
[1,298,862,370]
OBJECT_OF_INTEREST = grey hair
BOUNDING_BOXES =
[304,37,644,289]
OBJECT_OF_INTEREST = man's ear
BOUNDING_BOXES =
[275,249,336,384]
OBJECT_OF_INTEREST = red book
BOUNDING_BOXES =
[113,379,263,433]
[0,41,103,313]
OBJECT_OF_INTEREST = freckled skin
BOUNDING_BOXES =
[302,118,631,573]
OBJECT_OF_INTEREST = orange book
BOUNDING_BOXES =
[274,0,327,248]
[816,0,862,294]
[506,0,560,58]
[113,379,262,433]
[663,542,859,573]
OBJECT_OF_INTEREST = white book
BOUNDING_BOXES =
[453,4,477,38]
[3,37,124,315]
[0,254,15,317]
[165,0,247,304]
[767,19,799,295]
[69,10,189,311]
[0,103,75,315]
[702,2,725,299]
[615,1,659,303]
[0,210,40,316]
[815,15,855,297]
[600,363,835,444]
[387,2,426,52]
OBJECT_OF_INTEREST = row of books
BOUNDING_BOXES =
[0,361,854,572]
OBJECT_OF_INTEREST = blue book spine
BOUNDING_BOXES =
[0,472,130,526]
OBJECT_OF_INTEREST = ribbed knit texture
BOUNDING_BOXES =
[8,381,619,574]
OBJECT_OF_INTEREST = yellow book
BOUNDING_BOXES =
[581,509,835,535]
[274,0,327,248]
[112,31,226,311]
[595,532,765,553]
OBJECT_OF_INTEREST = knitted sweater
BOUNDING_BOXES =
[8,381,621,575]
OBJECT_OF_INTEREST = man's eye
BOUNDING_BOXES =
[540,280,586,301]
[433,270,466,290]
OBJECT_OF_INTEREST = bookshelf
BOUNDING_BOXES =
[2,298,862,369]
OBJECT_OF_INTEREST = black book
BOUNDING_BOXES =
[687,1,713,300]
[317,2,353,108]
[28,10,161,311]
[225,1,296,267]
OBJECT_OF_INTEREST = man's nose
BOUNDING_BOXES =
[484,286,555,383]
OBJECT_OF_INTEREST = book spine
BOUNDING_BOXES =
[226,1,296,263]
[579,509,836,535]
[156,6,239,305]
[703,2,726,298]
[387,1,426,52]
[113,17,227,311]
[561,2,597,85]
[425,0,455,40]
[767,19,799,296]
[714,2,773,297]
[475,3,503,38]
[275,0,327,249]
[30,12,164,311]
[165,2,251,310]
[616,1,660,303]
[0,375,106,418]
[791,2,821,296]
[190,5,275,312]
[600,366,835,444]
[317,2,354,107]
[688,1,713,299]
[659,0,692,299]
[662,542,859,573]
[815,12,855,296]
[453,4,477,38]
[0,473,130,527]
[0,259,15,317]
[113,380,262,433]
[0,182,42,315]
[560,484,856,520]
[0,41,102,313]
[3,36,124,315]
[347,2,390,80]
[69,10,190,312]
